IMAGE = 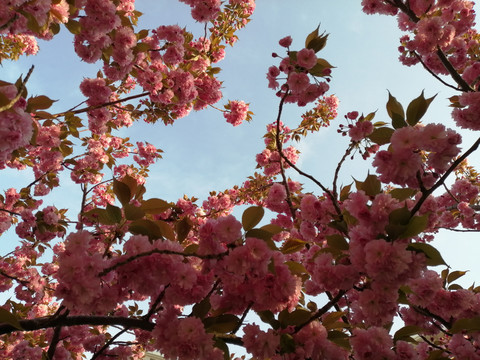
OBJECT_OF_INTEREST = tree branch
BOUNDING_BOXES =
[0,315,155,336]
[99,249,227,277]
[435,48,475,92]
[294,290,346,333]
[410,137,480,216]
[48,92,150,119]
[332,144,354,200]
[413,51,460,91]
[274,86,297,220]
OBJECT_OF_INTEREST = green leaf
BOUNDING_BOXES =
[406,91,436,126]
[450,317,480,334]
[203,314,239,333]
[84,208,118,225]
[128,219,163,240]
[65,19,81,34]
[257,310,281,329]
[386,207,410,240]
[340,184,352,201]
[280,333,296,354]
[389,206,411,225]
[448,284,463,290]
[322,311,347,329]
[407,243,447,267]
[367,127,394,146]
[354,173,381,197]
[281,238,307,254]
[123,203,145,221]
[27,95,56,112]
[327,330,351,350]
[175,217,192,243]
[284,261,308,277]
[426,349,449,360]
[305,25,320,49]
[392,112,408,129]
[389,188,418,201]
[305,29,329,53]
[393,325,422,342]
[141,198,172,214]
[192,297,211,319]
[0,308,23,330]
[106,204,122,224]
[309,58,334,76]
[242,206,264,231]
[278,308,311,327]
[326,234,349,251]
[113,179,132,206]
[214,338,230,360]
[137,29,149,40]
[260,223,284,235]
[400,214,429,239]
[245,228,277,250]
[155,220,175,241]
[447,270,468,284]
[386,92,405,122]
[363,111,376,122]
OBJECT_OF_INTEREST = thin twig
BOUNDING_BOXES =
[49,92,150,119]
[274,86,297,220]
[436,48,475,92]
[46,309,69,360]
[332,144,354,200]
[294,290,346,333]
[143,286,168,321]
[91,327,131,360]
[410,137,480,216]
[437,227,480,232]
[99,249,227,277]
[413,52,460,91]
[0,208,20,216]
[231,302,252,334]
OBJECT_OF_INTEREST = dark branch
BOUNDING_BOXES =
[0,315,155,336]
[294,290,346,333]
[410,137,480,216]
[48,92,150,119]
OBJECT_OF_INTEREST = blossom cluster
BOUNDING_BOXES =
[373,123,462,187]
[2,1,480,360]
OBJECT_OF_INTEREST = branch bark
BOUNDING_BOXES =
[0,315,155,336]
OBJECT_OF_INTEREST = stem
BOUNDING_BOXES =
[438,227,480,232]
[79,183,88,231]
[280,154,342,217]
[410,137,480,216]
[274,87,297,220]
[99,249,227,277]
[387,0,474,92]
[0,208,20,216]
[413,52,460,91]
[91,327,130,360]
[332,144,354,200]
[435,48,475,92]
[48,92,150,119]
[294,290,346,333]
[231,302,252,334]
[143,286,168,321]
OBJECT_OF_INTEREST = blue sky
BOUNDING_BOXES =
[1,1,480,284]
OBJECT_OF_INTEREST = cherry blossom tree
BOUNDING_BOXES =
[1,0,480,359]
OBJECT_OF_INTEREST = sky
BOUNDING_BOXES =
[1,1,480,286]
